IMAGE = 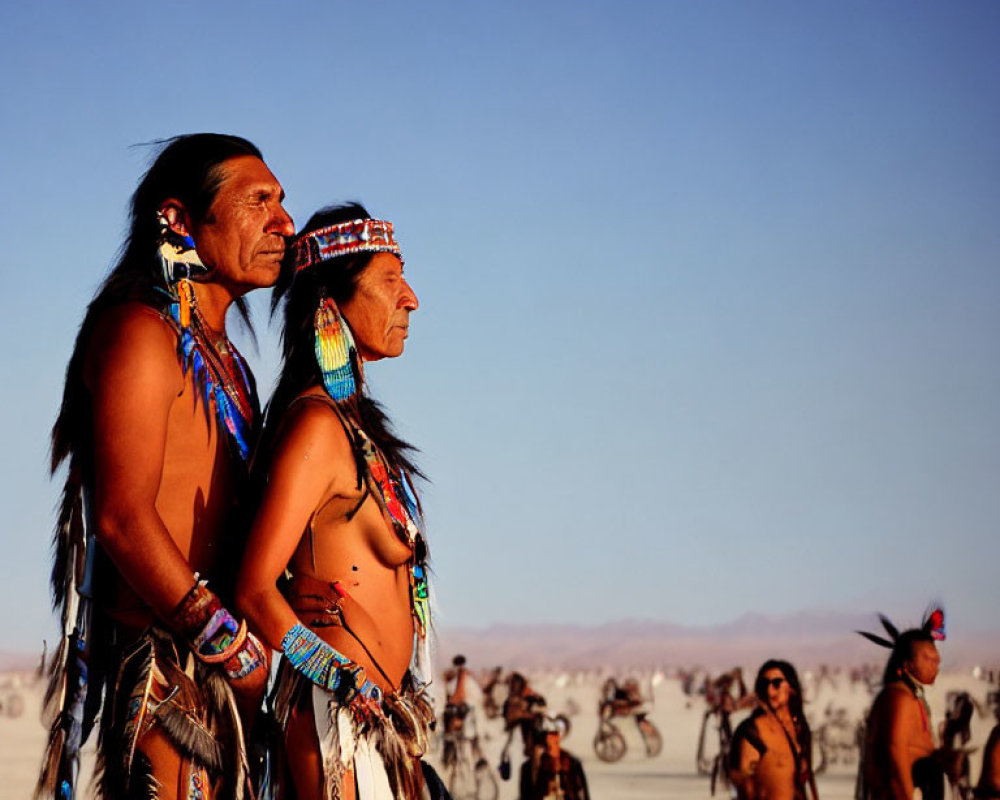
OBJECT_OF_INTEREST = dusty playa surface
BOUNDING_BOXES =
[2,665,996,800]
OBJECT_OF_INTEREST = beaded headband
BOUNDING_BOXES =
[294,218,401,273]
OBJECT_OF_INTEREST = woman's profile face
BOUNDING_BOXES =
[340,253,419,362]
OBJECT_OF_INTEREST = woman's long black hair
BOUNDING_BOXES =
[260,202,423,483]
[754,659,813,763]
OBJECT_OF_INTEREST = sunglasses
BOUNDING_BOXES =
[764,677,787,690]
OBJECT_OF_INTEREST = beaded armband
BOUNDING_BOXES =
[281,623,381,704]
[170,579,265,678]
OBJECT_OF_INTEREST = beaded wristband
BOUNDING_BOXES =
[281,623,381,703]
[170,578,253,666]
[224,632,267,680]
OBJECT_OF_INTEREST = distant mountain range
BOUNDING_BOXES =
[435,611,1000,671]
[4,611,996,674]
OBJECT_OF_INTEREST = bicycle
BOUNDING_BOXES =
[592,677,662,762]
[440,703,498,800]
[696,703,735,795]
[695,668,750,795]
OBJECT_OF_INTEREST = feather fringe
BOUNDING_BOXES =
[124,753,160,800]
[156,705,224,774]
[33,726,66,800]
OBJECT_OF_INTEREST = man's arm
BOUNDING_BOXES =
[87,304,267,701]
[86,304,203,616]
[885,688,919,800]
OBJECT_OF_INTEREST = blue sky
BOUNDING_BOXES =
[1,1,998,652]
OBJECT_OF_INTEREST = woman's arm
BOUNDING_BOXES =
[236,400,346,649]
[236,400,380,701]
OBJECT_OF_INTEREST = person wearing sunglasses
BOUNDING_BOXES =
[730,659,819,800]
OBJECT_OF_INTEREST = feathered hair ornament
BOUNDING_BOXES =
[857,614,900,649]
[857,604,946,648]
[923,604,946,641]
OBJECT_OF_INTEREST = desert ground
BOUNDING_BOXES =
[2,663,996,800]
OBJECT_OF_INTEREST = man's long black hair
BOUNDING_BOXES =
[49,132,263,607]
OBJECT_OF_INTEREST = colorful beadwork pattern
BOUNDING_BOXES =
[156,216,209,285]
[314,298,358,402]
[187,767,208,800]
[294,218,400,272]
[281,622,381,701]
[224,633,267,680]
[156,218,255,461]
[168,282,255,461]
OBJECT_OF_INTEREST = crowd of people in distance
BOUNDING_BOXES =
[433,622,1000,800]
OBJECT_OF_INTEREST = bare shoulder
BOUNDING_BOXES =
[84,301,181,392]
[268,393,356,477]
[880,683,922,722]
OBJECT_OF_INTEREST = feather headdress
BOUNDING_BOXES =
[857,604,946,648]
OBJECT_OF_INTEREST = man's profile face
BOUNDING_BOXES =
[906,640,941,685]
[763,668,792,711]
[340,252,419,362]
[191,155,294,296]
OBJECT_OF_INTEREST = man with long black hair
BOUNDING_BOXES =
[38,134,294,800]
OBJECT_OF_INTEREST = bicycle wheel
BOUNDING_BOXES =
[447,758,476,800]
[446,740,477,800]
[473,758,499,800]
[638,717,663,758]
[554,713,572,739]
[593,723,626,763]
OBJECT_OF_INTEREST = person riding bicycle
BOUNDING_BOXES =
[481,666,504,720]
[600,677,645,720]
[706,667,750,716]
[504,672,548,755]
[443,654,475,735]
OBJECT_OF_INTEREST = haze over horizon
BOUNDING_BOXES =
[2,2,998,652]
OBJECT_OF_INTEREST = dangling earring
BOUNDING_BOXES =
[157,211,208,288]
[314,295,360,402]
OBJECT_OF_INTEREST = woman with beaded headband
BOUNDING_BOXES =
[237,203,444,800]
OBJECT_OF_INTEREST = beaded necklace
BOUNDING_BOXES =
[157,218,256,462]
[167,279,256,461]
[356,428,431,637]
